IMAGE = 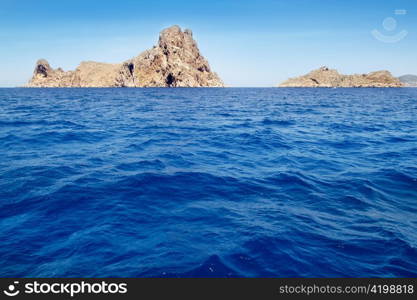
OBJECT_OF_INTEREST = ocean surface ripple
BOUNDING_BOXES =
[1,88,417,277]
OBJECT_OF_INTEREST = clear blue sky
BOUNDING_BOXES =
[0,0,416,87]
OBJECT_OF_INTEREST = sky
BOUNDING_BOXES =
[0,0,416,87]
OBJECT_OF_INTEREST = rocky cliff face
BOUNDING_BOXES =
[27,26,224,88]
[279,67,403,87]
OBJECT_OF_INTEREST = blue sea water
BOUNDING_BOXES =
[1,87,417,278]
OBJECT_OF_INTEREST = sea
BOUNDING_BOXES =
[1,87,416,277]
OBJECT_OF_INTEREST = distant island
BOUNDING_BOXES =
[398,75,417,87]
[279,66,403,88]
[27,26,224,88]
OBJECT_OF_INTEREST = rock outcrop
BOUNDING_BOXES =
[27,26,224,87]
[279,66,403,87]
[398,74,417,87]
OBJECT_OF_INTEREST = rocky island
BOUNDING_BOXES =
[27,26,224,88]
[279,66,403,87]
[398,75,417,87]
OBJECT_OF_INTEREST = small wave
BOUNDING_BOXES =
[116,160,166,172]
[262,118,295,126]
[23,130,107,144]
[157,255,241,278]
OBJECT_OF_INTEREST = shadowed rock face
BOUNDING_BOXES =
[279,66,403,87]
[27,25,224,87]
